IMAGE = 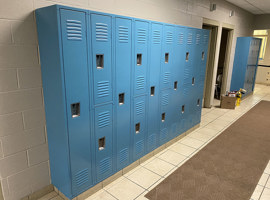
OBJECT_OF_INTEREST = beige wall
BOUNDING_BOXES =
[254,14,270,30]
[0,0,254,199]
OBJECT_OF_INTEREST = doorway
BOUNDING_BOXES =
[202,24,218,108]
[215,28,232,100]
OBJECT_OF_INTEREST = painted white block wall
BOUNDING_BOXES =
[0,0,254,199]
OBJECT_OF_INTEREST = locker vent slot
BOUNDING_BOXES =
[165,53,169,63]
[182,105,185,113]
[118,26,129,43]
[192,77,195,85]
[119,93,125,105]
[162,113,165,122]
[148,134,156,147]
[184,68,190,82]
[204,34,208,44]
[174,81,178,90]
[160,128,168,141]
[163,72,170,84]
[136,76,145,90]
[178,33,184,44]
[66,20,82,41]
[96,23,108,42]
[183,84,189,96]
[75,168,89,187]
[187,33,192,45]
[97,81,110,98]
[166,31,173,44]
[137,28,147,44]
[153,30,161,44]
[137,54,142,65]
[135,123,140,134]
[135,140,144,155]
[186,52,189,61]
[99,157,111,175]
[119,148,128,164]
[162,94,169,106]
[202,52,205,60]
[150,86,155,96]
[71,103,80,118]
[98,137,105,150]
[96,54,104,69]
[98,111,110,128]
[196,34,200,44]
[135,101,144,115]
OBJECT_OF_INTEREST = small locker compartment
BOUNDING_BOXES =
[160,25,174,89]
[91,14,113,105]
[159,89,171,145]
[133,95,147,161]
[60,9,93,195]
[146,23,163,153]
[94,104,113,182]
[134,20,149,96]
[115,17,132,170]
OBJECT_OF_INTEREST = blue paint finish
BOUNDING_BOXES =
[146,23,162,152]
[114,17,132,170]
[133,95,147,160]
[231,37,261,96]
[36,4,209,199]
[91,14,113,105]
[94,104,113,182]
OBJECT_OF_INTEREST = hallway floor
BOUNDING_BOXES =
[39,84,270,200]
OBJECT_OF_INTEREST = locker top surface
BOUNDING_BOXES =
[36,4,209,33]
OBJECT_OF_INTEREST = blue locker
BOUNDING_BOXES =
[159,89,171,145]
[91,14,113,105]
[114,17,132,170]
[160,25,174,90]
[146,23,162,152]
[133,95,147,160]
[36,5,210,199]
[94,104,113,182]
[134,20,149,96]
[230,37,261,96]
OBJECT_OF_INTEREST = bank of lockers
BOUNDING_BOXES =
[230,37,261,96]
[36,5,209,199]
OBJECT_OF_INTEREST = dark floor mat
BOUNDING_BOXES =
[145,100,270,200]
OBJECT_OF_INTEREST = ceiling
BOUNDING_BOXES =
[226,0,270,14]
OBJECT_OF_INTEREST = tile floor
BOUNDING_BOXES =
[39,84,270,200]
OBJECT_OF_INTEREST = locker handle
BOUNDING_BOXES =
[119,93,125,105]
[202,52,205,60]
[71,103,80,118]
[186,52,189,61]
[150,86,155,96]
[174,81,178,90]
[96,54,104,69]
[137,54,142,65]
[162,113,165,122]
[135,123,140,134]
[197,99,200,106]
[192,77,195,85]
[182,105,185,113]
[165,53,169,63]
[98,137,105,150]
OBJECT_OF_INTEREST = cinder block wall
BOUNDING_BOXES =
[0,0,254,199]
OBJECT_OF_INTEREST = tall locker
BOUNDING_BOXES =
[132,20,149,160]
[36,6,93,198]
[146,23,162,152]
[91,13,114,182]
[230,37,261,96]
[114,17,132,171]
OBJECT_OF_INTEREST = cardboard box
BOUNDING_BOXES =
[220,95,237,109]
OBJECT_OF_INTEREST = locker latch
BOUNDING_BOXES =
[96,54,104,69]
[150,86,155,96]
[135,123,140,134]
[98,137,105,150]
[162,113,165,122]
[71,103,80,118]
[192,77,195,85]
[137,54,142,65]
[186,52,189,61]
[197,99,200,106]
[182,105,185,113]
[202,51,205,60]
[165,53,169,63]
[119,93,125,105]
[174,81,178,90]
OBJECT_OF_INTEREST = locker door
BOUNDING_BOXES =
[133,96,147,160]
[161,25,174,89]
[171,26,186,137]
[60,9,92,195]
[115,17,132,170]
[134,20,149,96]
[94,104,113,182]
[147,23,162,152]
[91,14,113,105]
[159,89,171,145]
